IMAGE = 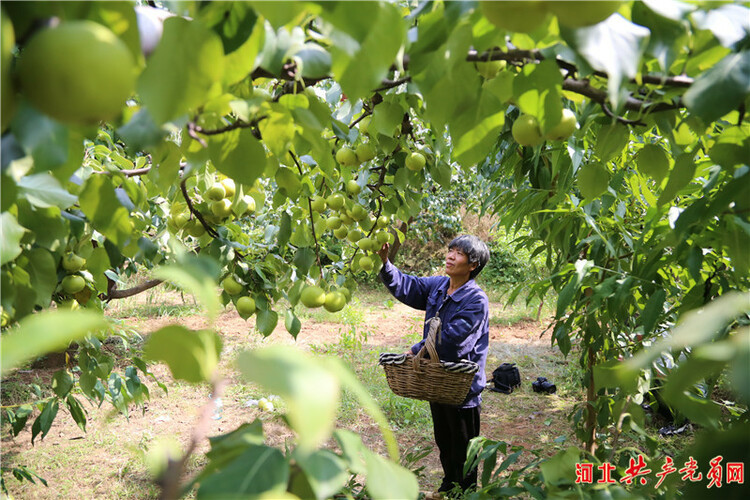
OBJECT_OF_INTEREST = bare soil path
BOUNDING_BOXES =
[2,298,575,499]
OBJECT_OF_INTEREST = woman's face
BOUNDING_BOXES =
[445,247,477,279]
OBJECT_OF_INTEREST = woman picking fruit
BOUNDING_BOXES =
[377,235,490,494]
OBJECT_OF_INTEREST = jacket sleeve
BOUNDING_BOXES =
[434,295,489,361]
[379,260,441,311]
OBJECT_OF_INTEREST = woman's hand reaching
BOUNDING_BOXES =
[378,242,390,264]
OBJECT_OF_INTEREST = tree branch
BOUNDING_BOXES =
[192,117,265,140]
[159,378,228,500]
[561,78,682,120]
[466,48,688,124]
[373,76,412,92]
[180,179,221,239]
[289,151,323,270]
[467,48,695,87]
[104,279,164,300]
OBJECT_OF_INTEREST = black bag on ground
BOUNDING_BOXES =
[489,363,521,394]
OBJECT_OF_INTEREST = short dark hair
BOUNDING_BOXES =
[448,235,490,279]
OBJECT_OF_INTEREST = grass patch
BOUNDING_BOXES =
[108,302,202,320]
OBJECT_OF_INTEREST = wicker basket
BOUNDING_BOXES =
[381,317,475,405]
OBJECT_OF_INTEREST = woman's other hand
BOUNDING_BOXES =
[377,242,390,264]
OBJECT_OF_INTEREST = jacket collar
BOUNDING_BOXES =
[442,279,480,303]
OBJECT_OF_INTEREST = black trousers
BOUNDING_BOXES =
[429,402,481,492]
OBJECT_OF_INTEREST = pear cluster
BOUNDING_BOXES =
[168,176,258,238]
[300,284,351,312]
[222,275,257,318]
[310,185,395,274]
[512,109,578,147]
[59,251,88,300]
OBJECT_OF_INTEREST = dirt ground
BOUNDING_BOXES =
[1,299,572,499]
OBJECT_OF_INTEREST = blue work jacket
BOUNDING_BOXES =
[379,260,489,408]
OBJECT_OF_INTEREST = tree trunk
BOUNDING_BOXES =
[585,345,598,455]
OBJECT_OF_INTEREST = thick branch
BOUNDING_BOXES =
[467,48,695,87]
[561,78,682,120]
[106,279,163,299]
[192,117,265,140]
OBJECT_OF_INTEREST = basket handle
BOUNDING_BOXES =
[413,317,441,371]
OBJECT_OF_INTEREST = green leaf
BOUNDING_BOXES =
[293,247,316,275]
[78,175,133,246]
[65,395,87,433]
[147,141,182,191]
[560,15,650,108]
[207,128,266,186]
[197,443,289,497]
[15,202,67,251]
[662,356,724,428]
[87,247,111,293]
[371,101,404,137]
[284,309,301,338]
[512,60,563,132]
[725,217,750,278]
[625,292,750,371]
[237,347,340,451]
[256,308,279,337]
[594,359,637,392]
[730,329,750,402]
[143,326,222,384]
[556,276,578,318]
[11,103,69,172]
[636,144,670,182]
[430,160,452,189]
[1,310,108,376]
[153,258,221,321]
[363,449,419,500]
[641,289,667,335]
[451,89,505,168]
[658,154,696,206]
[117,109,166,152]
[295,43,332,79]
[249,0,311,28]
[683,51,750,123]
[51,369,74,398]
[8,405,33,437]
[323,2,406,100]
[333,430,367,476]
[1,174,18,212]
[324,357,400,461]
[258,105,296,157]
[137,17,225,124]
[31,399,59,445]
[291,449,348,500]
[691,4,750,49]
[632,1,688,71]
[223,19,265,85]
[412,22,478,130]
[1,212,26,266]
[27,248,56,307]
[594,124,629,161]
[707,125,750,169]
[17,173,77,209]
[483,71,515,105]
[553,324,571,357]
[539,447,580,486]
